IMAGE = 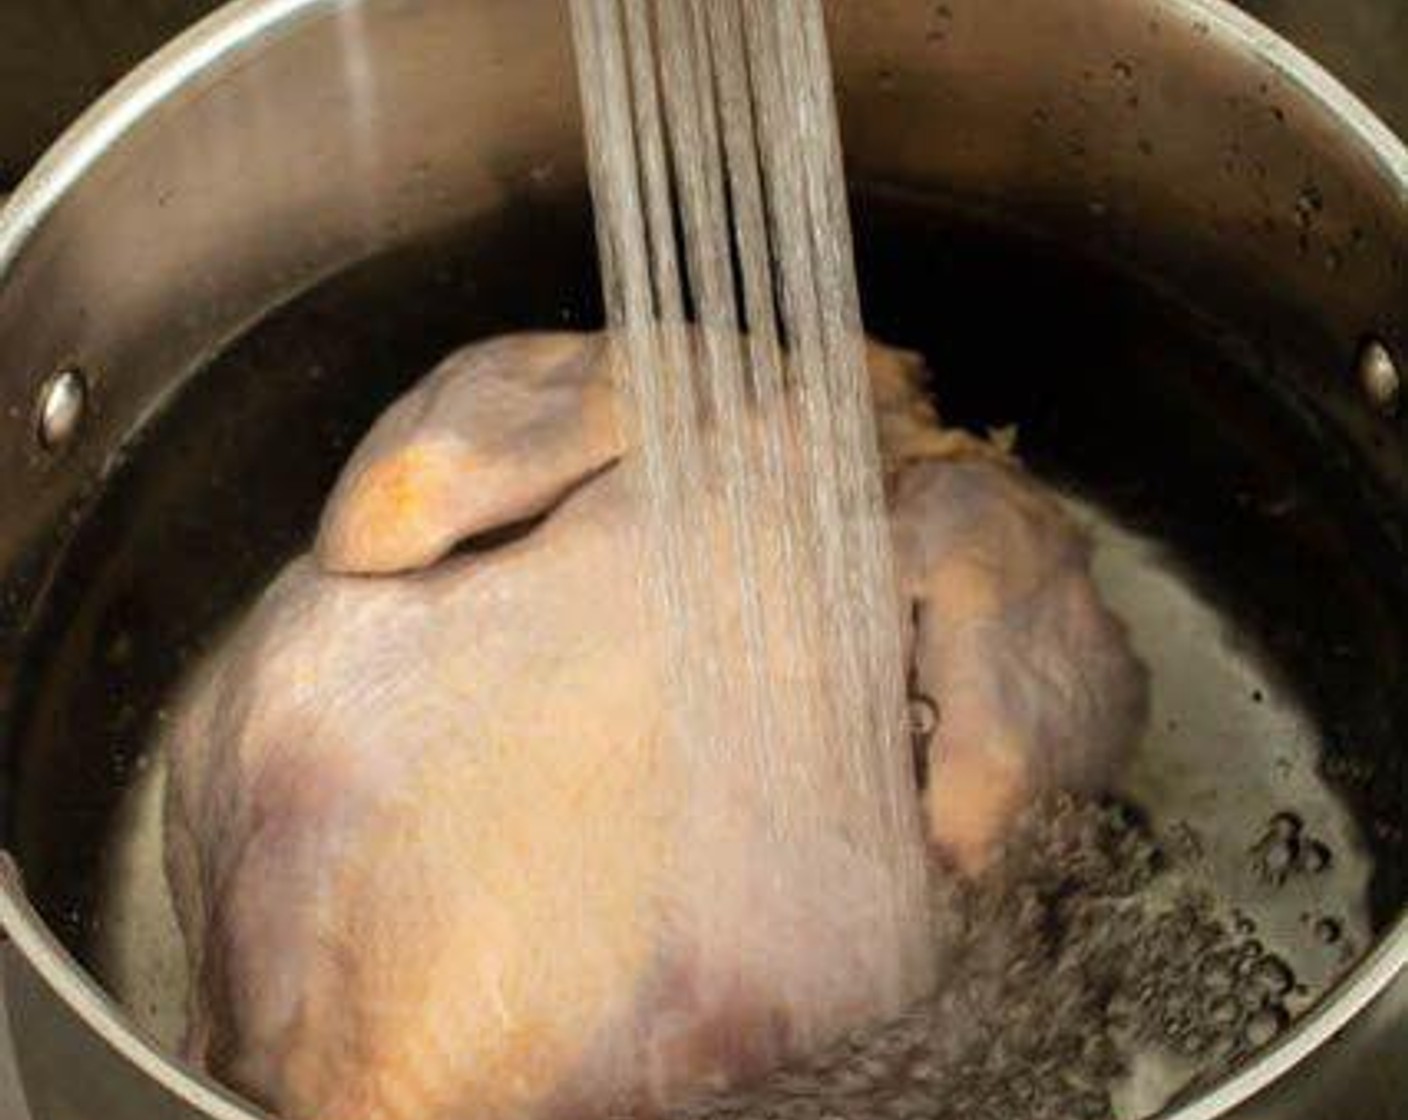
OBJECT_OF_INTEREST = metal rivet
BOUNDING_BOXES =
[35,367,88,452]
[1357,339,1399,417]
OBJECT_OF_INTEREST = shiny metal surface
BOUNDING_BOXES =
[0,2,225,187]
[1359,340,1402,417]
[32,368,87,454]
[0,857,260,1120]
[0,1,1403,1119]
[1,2,1404,185]
[1237,0,1408,138]
[0,986,29,1120]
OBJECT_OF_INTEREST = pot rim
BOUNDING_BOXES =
[0,2,1405,1119]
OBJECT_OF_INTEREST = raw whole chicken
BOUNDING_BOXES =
[163,332,1147,1120]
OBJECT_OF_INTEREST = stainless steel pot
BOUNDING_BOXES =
[2,1,1406,187]
[0,1,1404,1118]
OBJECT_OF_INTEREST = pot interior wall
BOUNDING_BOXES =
[3,180,1406,1037]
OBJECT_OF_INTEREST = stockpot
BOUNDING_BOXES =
[0,1,1404,1118]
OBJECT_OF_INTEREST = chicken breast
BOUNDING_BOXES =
[163,332,1146,1120]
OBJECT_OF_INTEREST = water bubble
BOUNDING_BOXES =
[1012,1075,1041,1105]
[1255,836,1297,884]
[1238,981,1273,1013]
[1298,840,1332,874]
[1234,940,1265,975]
[1250,956,1294,999]
[908,1059,942,1084]
[1205,1030,1243,1066]
[668,798,1325,1120]
[843,1025,873,1051]
[1244,1006,1289,1048]
[1198,953,1236,992]
[1295,185,1324,226]
[1079,1034,1122,1080]
[1161,1004,1197,1043]
[1206,993,1242,1027]
[859,1057,891,1081]
[1135,977,1162,1009]
[1313,916,1343,945]
[1175,1027,1215,1057]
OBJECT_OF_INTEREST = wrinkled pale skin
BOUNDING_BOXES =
[164,333,1147,1120]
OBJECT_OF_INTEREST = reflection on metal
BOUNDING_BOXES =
[34,368,87,453]
[1358,338,1401,416]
